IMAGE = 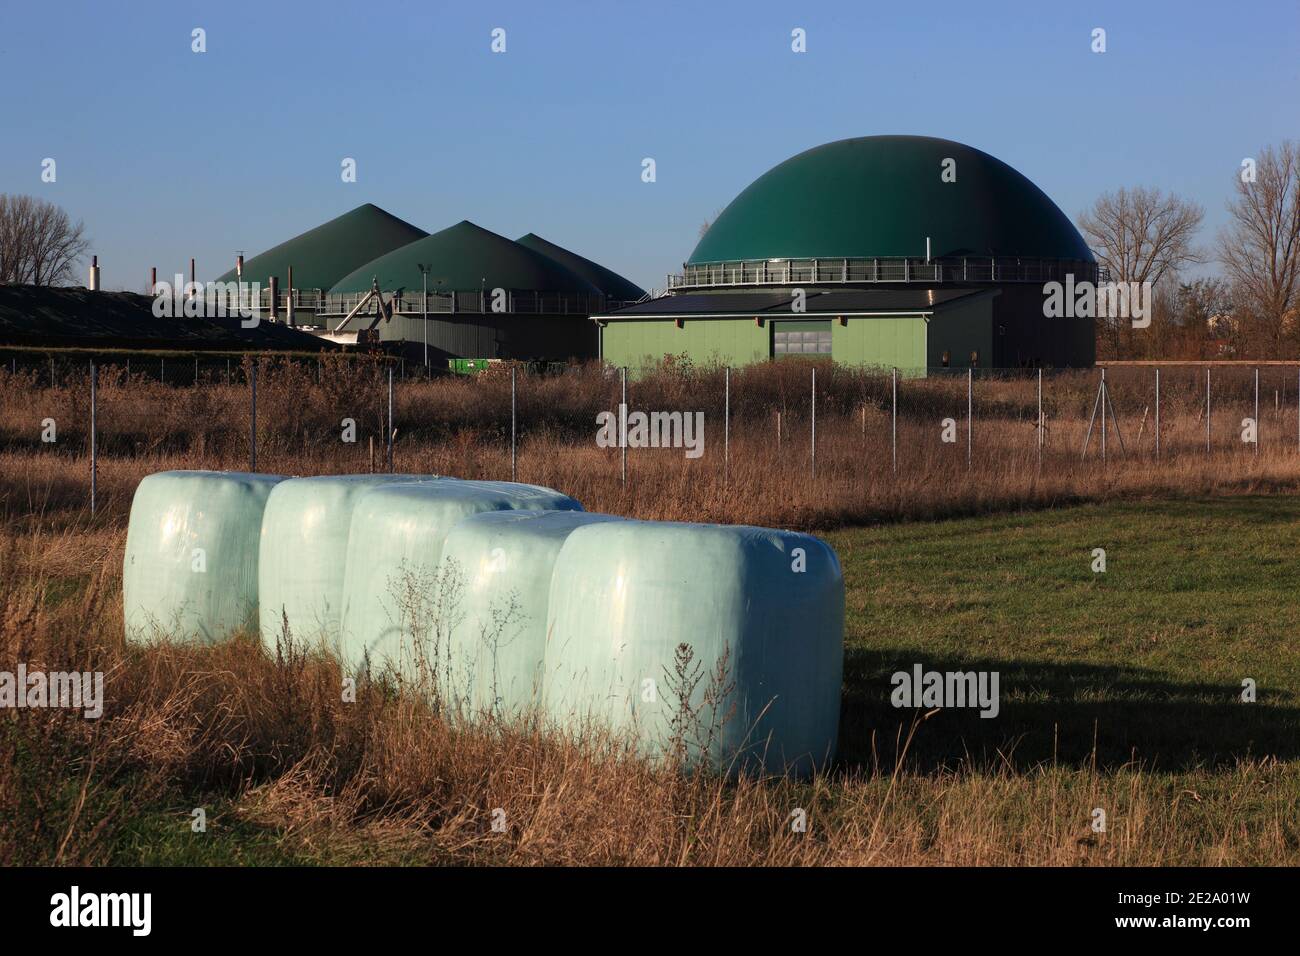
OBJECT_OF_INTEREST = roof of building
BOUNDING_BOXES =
[688,136,1093,265]
[515,233,646,301]
[330,220,601,295]
[596,288,991,319]
[214,203,428,290]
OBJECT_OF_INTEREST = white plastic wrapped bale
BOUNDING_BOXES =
[257,474,437,653]
[543,520,844,775]
[123,470,287,644]
[440,510,624,718]
[337,480,583,674]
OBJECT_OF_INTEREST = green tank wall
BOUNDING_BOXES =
[380,313,596,362]
[926,296,995,370]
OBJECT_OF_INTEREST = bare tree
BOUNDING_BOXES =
[1219,141,1300,353]
[0,194,90,286]
[1077,187,1205,355]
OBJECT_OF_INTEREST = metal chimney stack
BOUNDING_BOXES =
[88,255,100,291]
[269,276,279,321]
[150,266,157,294]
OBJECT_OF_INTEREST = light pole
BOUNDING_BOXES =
[417,263,430,369]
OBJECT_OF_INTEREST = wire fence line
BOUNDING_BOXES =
[7,357,1300,518]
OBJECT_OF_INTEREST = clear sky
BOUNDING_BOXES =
[2,0,1296,293]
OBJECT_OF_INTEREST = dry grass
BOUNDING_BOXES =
[3,359,1299,865]
[4,357,1300,531]
[0,516,1296,866]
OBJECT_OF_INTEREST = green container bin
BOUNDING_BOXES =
[123,470,287,644]
[543,520,844,774]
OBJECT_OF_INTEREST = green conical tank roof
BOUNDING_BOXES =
[689,136,1093,263]
[330,221,600,295]
[215,203,427,290]
[515,233,645,300]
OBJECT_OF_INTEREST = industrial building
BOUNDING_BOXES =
[203,135,1094,372]
[211,205,644,364]
[594,135,1099,373]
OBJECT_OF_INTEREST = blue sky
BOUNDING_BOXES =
[2,0,1296,292]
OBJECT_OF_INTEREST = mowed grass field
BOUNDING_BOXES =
[831,497,1300,773]
[5,496,1298,865]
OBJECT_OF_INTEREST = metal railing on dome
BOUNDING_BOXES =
[205,287,609,318]
[666,256,1105,291]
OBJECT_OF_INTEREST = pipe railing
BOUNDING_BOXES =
[207,287,613,318]
[666,256,1106,290]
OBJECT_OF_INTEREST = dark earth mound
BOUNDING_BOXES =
[0,285,337,352]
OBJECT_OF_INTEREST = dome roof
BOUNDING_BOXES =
[215,203,427,290]
[330,220,600,295]
[688,136,1093,264]
[516,233,646,300]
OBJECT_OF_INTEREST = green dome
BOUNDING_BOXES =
[330,220,600,295]
[515,233,646,301]
[215,204,427,290]
[688,136,1093,264]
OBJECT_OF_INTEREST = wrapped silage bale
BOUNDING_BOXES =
[337,480,583,675]
[440,510,624,718]
[257,474,437,652]
[123,470,287,644]
[543,521,844,775]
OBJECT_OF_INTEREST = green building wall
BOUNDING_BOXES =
[830,317,928,374]
[601,298,1005,374]
[602,318,769,369]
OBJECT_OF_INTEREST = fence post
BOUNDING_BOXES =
[90,360,97,516]
[724,366,730,479]
[1206,367,1211,457]
[1037,367,1043,470]
[249,361,257,472]
[1255,367,1260,455]
[387,367,394,473]
[811,367,817,479]
[966,367,972,470]
[891,367,897,474]
[511,365,517,482]
[620,366,627,485]
[1101,368,1107,464]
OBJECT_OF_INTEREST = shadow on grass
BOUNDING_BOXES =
[837,645,1298,774]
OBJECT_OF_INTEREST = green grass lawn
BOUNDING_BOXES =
[827,496,1300,773]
